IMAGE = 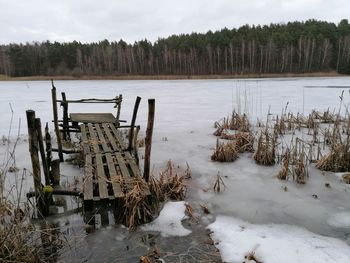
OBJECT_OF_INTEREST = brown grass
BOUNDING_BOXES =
[211,139,239,162]
[253,130,276,166]
[122,180,154,230]
[148,160,189,202]
[342,173,350,184]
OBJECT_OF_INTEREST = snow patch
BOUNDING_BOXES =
[209,215,350,263]
[142,201,191,237]
[327,212,350,228]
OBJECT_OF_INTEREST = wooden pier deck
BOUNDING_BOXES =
[81,122,150,209]
[25,83,155,228]
[49,85,153,225]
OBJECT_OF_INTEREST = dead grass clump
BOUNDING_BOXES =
[253,131,276,166]
[228,111,250,132]
[293,152,308,184]
[148,160,188,203]
[0,200,65,262]
[213,111,251,136]
[316,144,350,172]
[342,173,350,184]
[122,181,154,230]
[211,139,239,162]
[278,150,290,180]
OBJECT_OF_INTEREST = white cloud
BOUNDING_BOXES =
[0,0,348,44]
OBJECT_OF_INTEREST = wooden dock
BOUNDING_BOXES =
[25,81,155,228]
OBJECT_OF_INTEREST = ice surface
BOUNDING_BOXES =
[1,77,350,259]
[141,201,191,237]
[209,215,350,263]
[327,212,350,228]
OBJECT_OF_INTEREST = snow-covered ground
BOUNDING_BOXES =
[1,77,350,262]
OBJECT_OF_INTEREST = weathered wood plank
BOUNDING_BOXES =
[115,152,131,179]
[95,153,109,199]
[109,123,127,149]
[105,153,123,198]
[87,123,100,153]
[70,113,116,123]
[102,123,119,151]
[123,152,141,177]
[95,124,110,152]
[84,155,94,201]
[80,124,91,154]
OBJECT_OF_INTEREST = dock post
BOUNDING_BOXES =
[61,92,70,141]
[51,159,61,187]
[51,80,64,162]
[35,118,50,186]
[45,123,52,182]
[128,96,141,152]
[115,94,122,125]
[26,110,46,216]
[144,99,155,182]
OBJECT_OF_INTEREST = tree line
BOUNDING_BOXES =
[1,19,350,77]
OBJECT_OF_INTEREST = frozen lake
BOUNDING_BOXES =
[1,77,350,262]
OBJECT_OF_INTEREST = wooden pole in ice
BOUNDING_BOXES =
[144,99,155,182]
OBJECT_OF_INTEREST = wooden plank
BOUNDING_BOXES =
[80,124,91,154]
[102,123,119,151]
[115,152,131,179]
[123,152,141,177]
[95,124,110,152]
[109,123,127,149]
[95,153,109,199]
[84,155,93,201]
[70,113,116,123]
[105,153,123,198]
[87,123,100,153]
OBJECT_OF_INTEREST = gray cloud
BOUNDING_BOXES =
[0,0,348,44]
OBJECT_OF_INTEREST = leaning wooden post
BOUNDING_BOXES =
[115,94,123,125]
[51,80,64,162]
[61,92,69,141]
[144,99,155,182]
[45,123,52,181]
[26,110,45,215]
[35,118,50,186]
[128,96,141,152]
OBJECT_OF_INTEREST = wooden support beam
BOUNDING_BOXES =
[144,99,155,182]
[26,110,46,216]
[51,80,64,162]
[51,159,60,186]
[115,94,122,124]
[128,96,141,152]
[45,123,52,181]
[61,92,70,141]
[35,118,50,186]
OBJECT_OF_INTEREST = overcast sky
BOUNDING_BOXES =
[0,0,348,44]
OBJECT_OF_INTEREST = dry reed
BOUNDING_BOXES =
[211,139,238,162]
[253,130,276,166]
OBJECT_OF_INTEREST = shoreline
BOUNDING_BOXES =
[0,71,346,81]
